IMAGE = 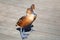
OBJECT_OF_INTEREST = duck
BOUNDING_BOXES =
[16,4,37,28]
[16,4,37,39]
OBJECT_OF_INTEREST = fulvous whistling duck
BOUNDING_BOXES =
[16,4,37,28]
[16,4,37,39]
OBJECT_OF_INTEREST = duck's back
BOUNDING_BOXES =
[16,16,33,28]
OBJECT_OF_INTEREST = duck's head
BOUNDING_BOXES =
[31,4,35,10]
[26,4,35,15]
[26,8,33,15]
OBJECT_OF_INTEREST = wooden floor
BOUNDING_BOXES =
[0,0,60,40]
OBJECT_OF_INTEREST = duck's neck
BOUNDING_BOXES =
[26,14,33,16]
[26,12,35,16]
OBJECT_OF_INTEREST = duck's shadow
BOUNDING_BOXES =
[16,24,34,32]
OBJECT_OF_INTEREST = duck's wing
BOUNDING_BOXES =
[19,16,26,21]
[16,16,26,26]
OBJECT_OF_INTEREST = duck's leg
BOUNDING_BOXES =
[20,27,24,40]
[20,27,28,40]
